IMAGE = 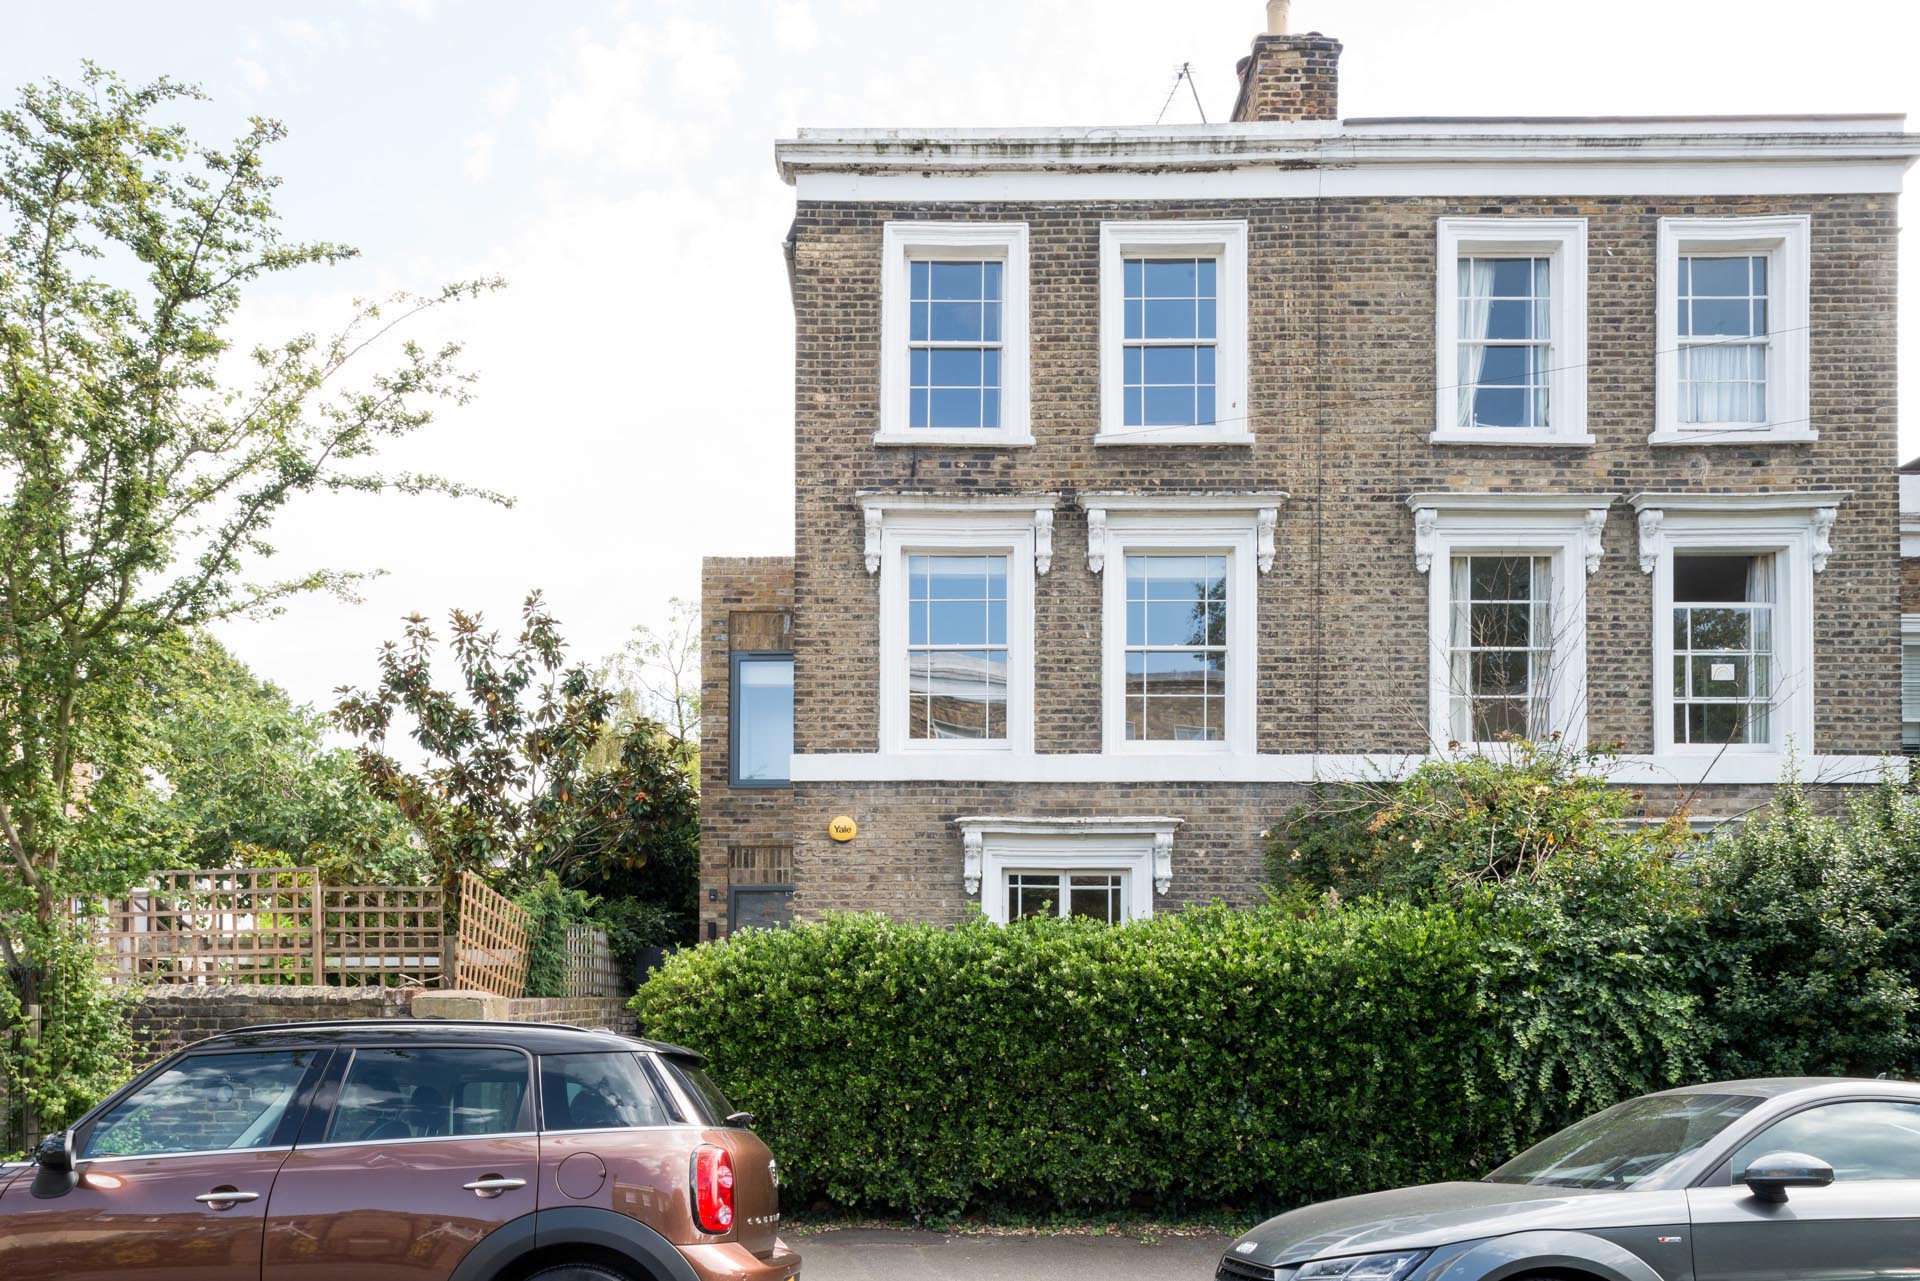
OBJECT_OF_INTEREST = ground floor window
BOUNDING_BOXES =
[1005,871,1127,923]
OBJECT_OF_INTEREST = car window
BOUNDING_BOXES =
[541,1053,671,1132]
[666,1060,737,1125]
[1486,1091,1762,1190]
[83,1050,317,1159]
[327,1047,529,1143]
[1732,1100,1920,1182]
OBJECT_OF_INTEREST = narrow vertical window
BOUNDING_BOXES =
[1672,553,1774,746]
[1124,554,1227,742]
[906,553,1008,740]
[1448,554,1552,742]
[729,654,794,786]
[1677,255,1768,424]
[908,260,1002,430]
[1456,256,1550,430]
[1122,258,1217,427]
[1904,634,1920,751]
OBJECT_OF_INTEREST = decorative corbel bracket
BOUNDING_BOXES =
[1583,508,1608,576]
[1412,506,1438,574]
[1034,507,1054,575]
[962,829,983,896]
[1085,506,1109,575]
[1257,507,1278,575]
[863,507,883,575]
[1152,831,1174,896]
[1811,507,1837,573]
[1636,508,1663,575]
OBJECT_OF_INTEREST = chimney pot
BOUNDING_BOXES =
[1266,0,1290,34]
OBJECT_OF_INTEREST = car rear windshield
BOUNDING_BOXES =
[666,1059,737,1125]
[1485,1092,1763,1190]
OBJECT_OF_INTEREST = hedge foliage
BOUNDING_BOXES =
[634,751,1920,1219]
[633,892,1699,1215]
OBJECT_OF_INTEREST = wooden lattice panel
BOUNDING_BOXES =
[454,871,530,998]
[99,868,320,985]
[322,885,444,987]
[564,924,622,998]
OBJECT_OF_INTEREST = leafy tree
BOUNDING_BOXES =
[598,597,701,773]
[141,631,424,882]
[0,65,499,1140]
[335,594,700,957]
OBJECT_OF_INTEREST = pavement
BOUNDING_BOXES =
[793,1227,1232,1280]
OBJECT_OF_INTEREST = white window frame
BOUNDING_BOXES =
[1080,494,1283,756]
[1653,215,1812,446]
[956,816,1179,924]
[1097,220,1250,446]
[1903,615,1920,751]
[877,221,1032,447]
[1433,217,1590,447]
[1631,491,1845,757]
[1409,494,1613,751]
[863,495,1051,756]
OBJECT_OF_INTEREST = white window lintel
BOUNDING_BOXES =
[1406,492,1616,576]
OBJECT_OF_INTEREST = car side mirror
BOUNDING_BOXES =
[29,1131,78,1199]
[725,1111,757,1128]
[1742,1151,1834,1202]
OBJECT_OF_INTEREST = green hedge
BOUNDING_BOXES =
[632,901,1686,1216]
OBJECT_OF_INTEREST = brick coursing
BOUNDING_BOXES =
[698,558,795,939]
[774,192,1900,923]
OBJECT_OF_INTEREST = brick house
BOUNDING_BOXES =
[699,7,1918,936]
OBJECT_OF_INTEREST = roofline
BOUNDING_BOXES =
[776,119,1920,184]
[1348,113,1907,126]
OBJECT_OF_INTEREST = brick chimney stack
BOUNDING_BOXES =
[1232,1,1342,123]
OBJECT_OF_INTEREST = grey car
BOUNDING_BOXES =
[1218,1078,1920,1281]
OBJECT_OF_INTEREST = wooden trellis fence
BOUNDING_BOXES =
[565,924,622,998]
[452,871,531,998]
[94,868,444,988]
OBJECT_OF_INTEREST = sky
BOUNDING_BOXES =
[2,0,1916,726]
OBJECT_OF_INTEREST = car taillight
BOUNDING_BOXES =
[692,1144,735,1234]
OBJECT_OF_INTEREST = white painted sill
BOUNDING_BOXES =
[1093,429,1254,447]
[1647,427,1818,446]
[872,431,1035,448]
[1429,428,1596,448]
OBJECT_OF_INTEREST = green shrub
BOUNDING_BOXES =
[2,921,139,1155]
[632,900,1693,1217]
[515,873,600,999]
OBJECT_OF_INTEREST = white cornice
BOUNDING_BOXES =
[776,122,1920,182]
[1078,491,1289,511]
[858,490,1060,511]
[1405,491,1618,513]
[1627,490,1852,512]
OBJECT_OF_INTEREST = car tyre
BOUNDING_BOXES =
[523,1266,633,1281]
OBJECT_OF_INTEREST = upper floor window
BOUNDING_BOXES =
[909,261,1002,430]
[1433,218,1590,447]
[908,553,1008,741]
[1653,216,1811,445]
[1098,221,1249,445]
[878,222,1030,447]
[1125,553,1227,743]
[729,652,793,787]
[865,495,1047,755]
[1632,490,1842,758]
[1410,492,1613,752]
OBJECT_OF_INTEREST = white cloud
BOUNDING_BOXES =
[772,0,821,52]
[536,17,741,171]
[486,73,522,117]
[235,57,270,92]
[462,131,496,180]
[276,18,349,50]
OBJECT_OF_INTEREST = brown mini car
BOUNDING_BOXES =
[0,1019,800,1281]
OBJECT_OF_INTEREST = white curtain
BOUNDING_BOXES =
[1448,556,1473,740]
[1682,340,1764,424]
[1744,554,1774,742]
[1456,259,1495,427]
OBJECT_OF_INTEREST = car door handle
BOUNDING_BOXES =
[195,1191,260,1206]
[462,1177,527,1194]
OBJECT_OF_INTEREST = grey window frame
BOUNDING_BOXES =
[729,649,794,789]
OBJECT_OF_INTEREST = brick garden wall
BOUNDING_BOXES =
[785,192,1901,922]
